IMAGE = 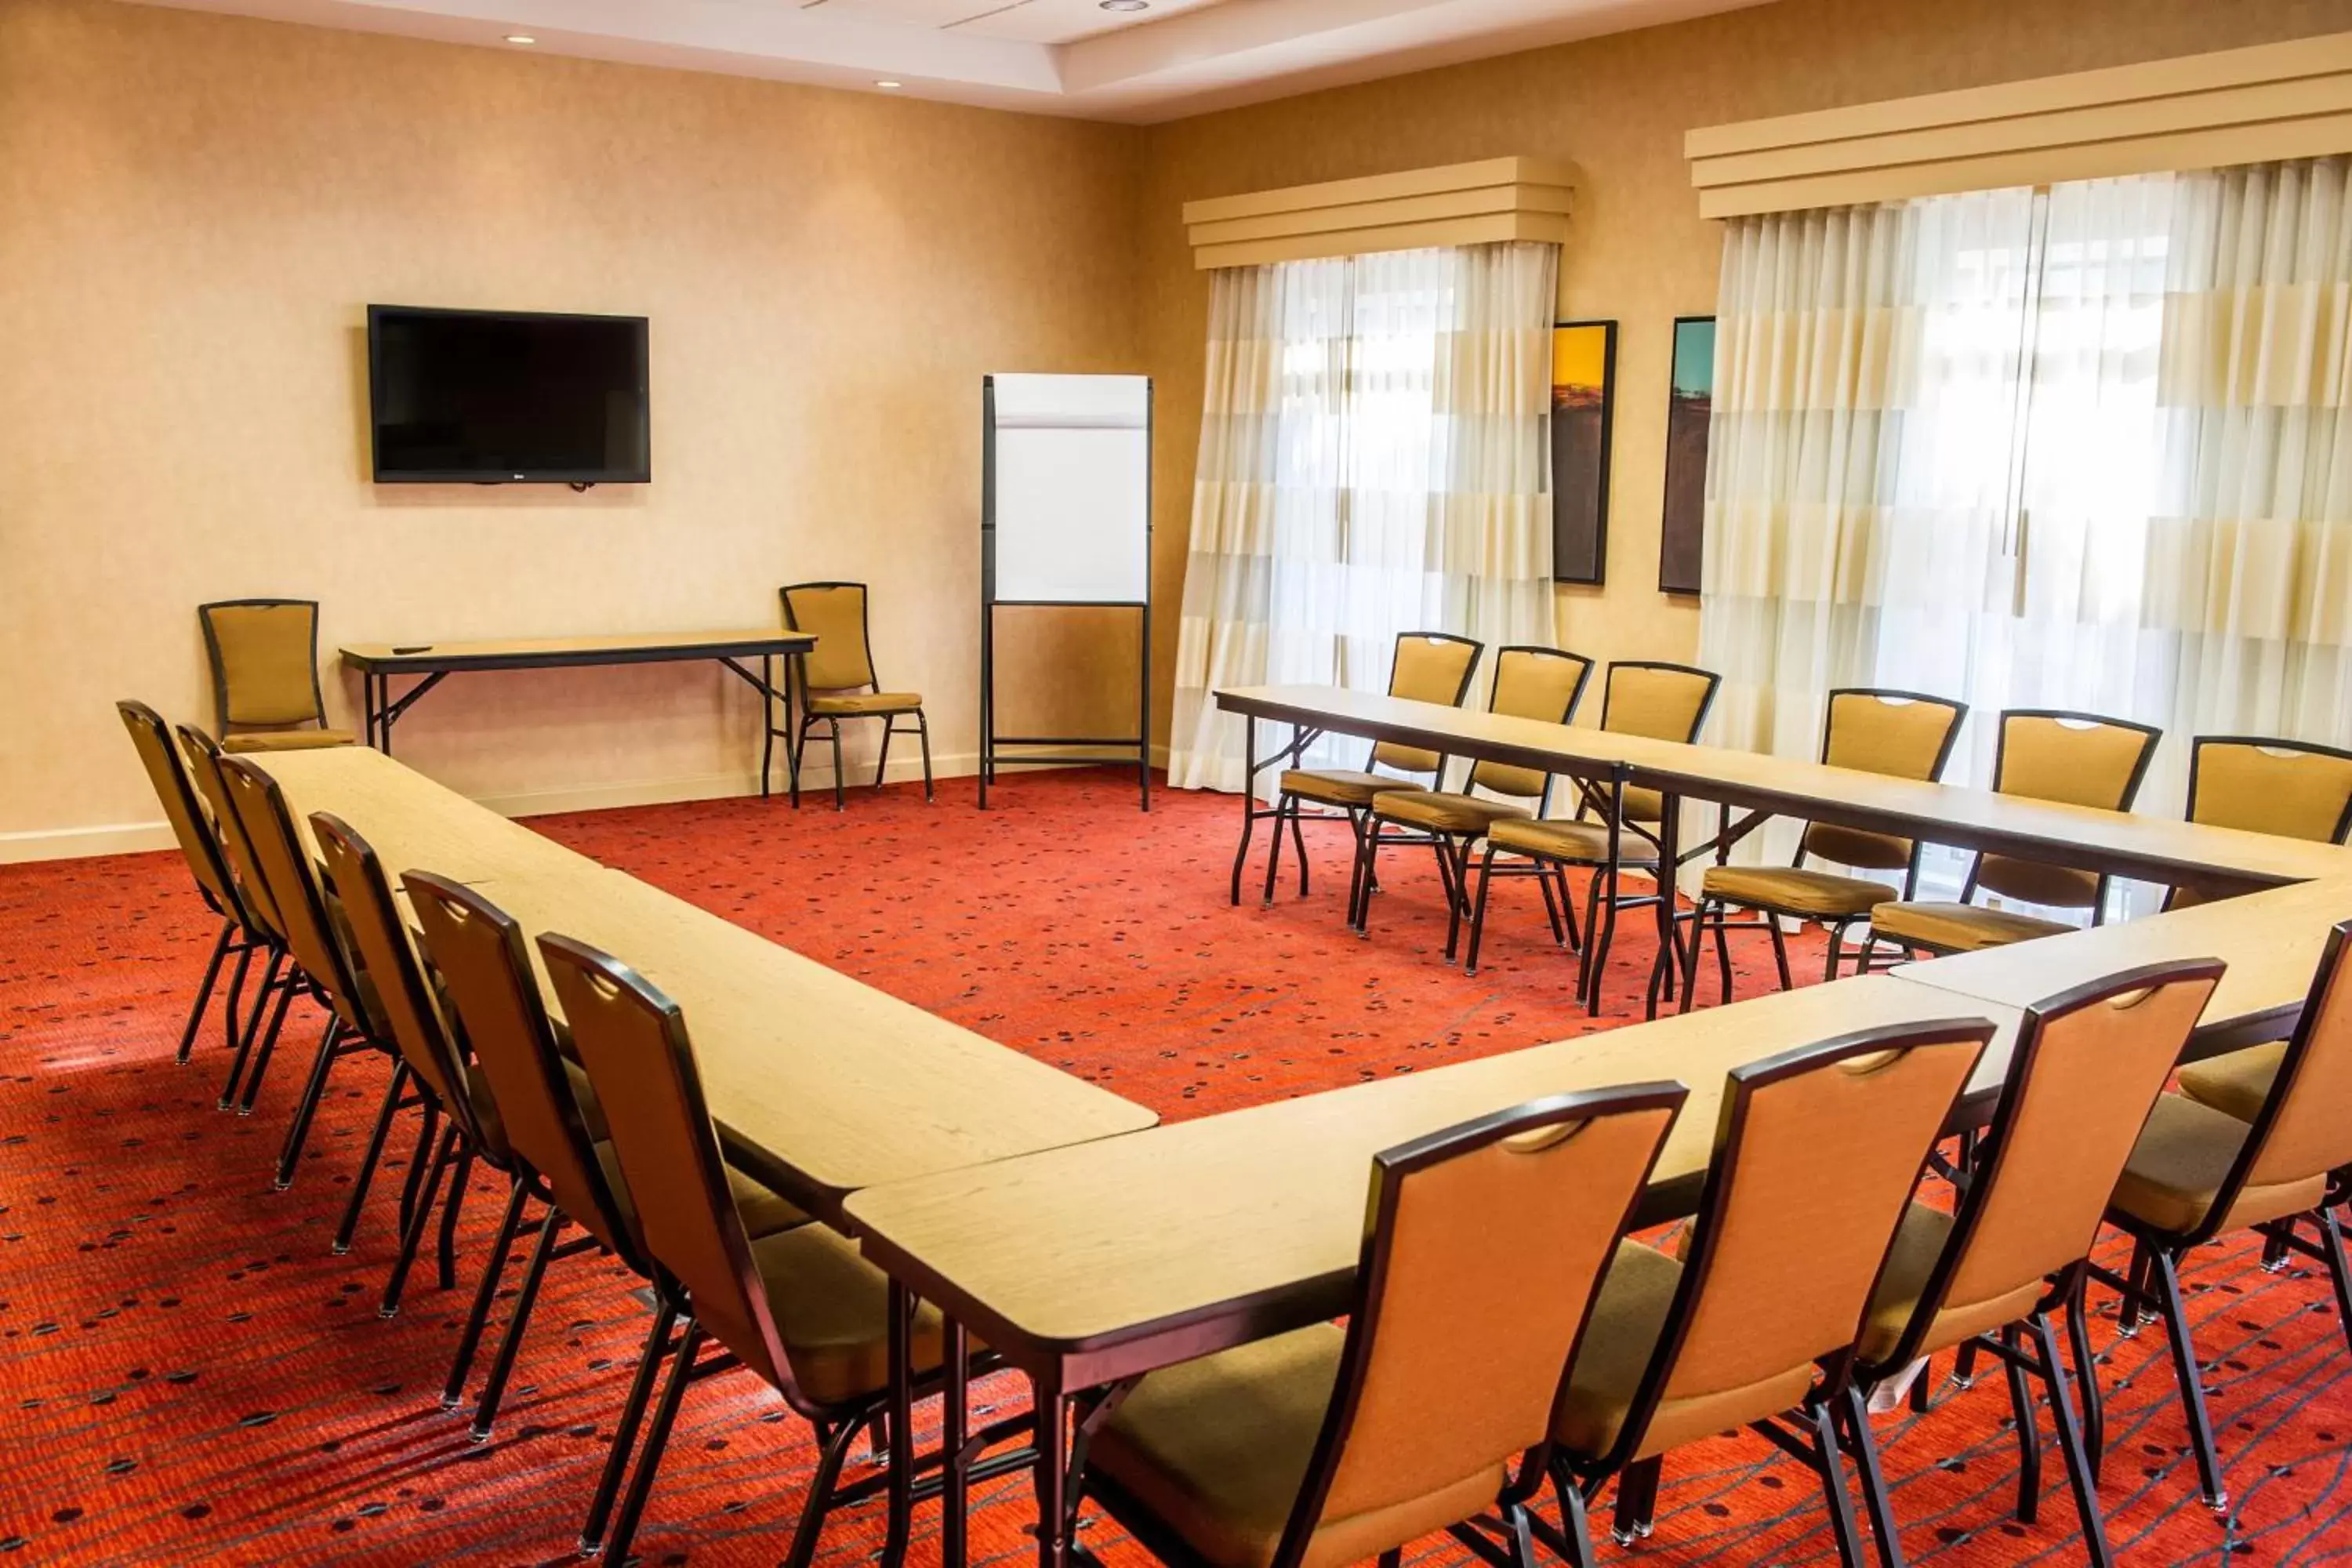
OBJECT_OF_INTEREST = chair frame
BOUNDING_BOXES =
[1860,706,2161,967]
[1855,959,2223,1568]
[1543,1018,1993,1568]
[537,933,1018,1568]
[1679,688,1967,1007]
[197,597,334,742]
[118,701,272,1071]
[779,581,934,811]
[1352,646,1595,958]
[1463,660,1722,1019]
[214,756,394,1193]
[1240,630,1485,916]
[1080,1081,1690,1568]
[2082,921,2352,1517]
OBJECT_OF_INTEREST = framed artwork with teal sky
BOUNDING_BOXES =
[1550,321,1617,585]
[1659,315,1715,594]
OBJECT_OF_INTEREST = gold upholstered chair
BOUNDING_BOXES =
[198,599,355,753]
[1463,660,1720,1016]
[2084,922,2352,1518]
[2167,735,2352,913]
[779,582,931,810]
[1077,1082,1686,1568]
[1853,960,2222,1568]
[542,932,972,1568]
[1356,645,1594,956]
[1250,631,1484,917]
[116,700,270,1070]
[213,755,394,1193]
[1678,689,1965,1008]
[1865,708,2161,960]
[175,723,304,1111]
[1544,1018,1988,1568]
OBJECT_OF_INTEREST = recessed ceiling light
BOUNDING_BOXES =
[504,33,535,44]
[1101,1,1149,11]
[874,79,902,89]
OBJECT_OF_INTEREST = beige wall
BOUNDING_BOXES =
[0,0,1142,856]
[1134,0,2352,726]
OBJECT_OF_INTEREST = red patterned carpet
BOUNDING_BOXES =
[4,767,2350,1566]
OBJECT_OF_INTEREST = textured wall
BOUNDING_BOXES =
[0,0,1143,853]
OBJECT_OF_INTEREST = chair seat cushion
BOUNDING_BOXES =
[1282,770,1426,808]
[220,728,358,753]
[2110,1093,2327,1236]
[1487,818,1659,866]
[1552,1240,1815,1462]
[1701,866,1898,919]
[1090,1322,1502,1568]
[1369,790,1530,834]
[753,1221,945,1406]
[808,691,923,717]
[1869,901,2073,953]
[1856,1204,2044,1367]
[2176,1043,2284,1126]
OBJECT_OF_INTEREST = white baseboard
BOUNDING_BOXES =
[5,743,1172,865]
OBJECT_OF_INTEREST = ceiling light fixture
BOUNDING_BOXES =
[1100,1,1149,11]
[874,78,902,89]
[504,33,535,44]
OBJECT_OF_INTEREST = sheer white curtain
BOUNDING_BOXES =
[1168,242,1558,793]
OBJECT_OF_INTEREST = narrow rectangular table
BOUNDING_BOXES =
[341,629,816,799]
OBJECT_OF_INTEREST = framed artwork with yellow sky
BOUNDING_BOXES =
[1550,320,1616,585]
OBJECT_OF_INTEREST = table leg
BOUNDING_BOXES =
[1030,1368,1072,1568]
[942,1320,970,1568]
[883,1280,914,1568]
[1646,793,1682,1020]
[760,654,775,800]
[379,677,397,757]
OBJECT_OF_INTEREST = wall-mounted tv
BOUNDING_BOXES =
[367,305,650,484]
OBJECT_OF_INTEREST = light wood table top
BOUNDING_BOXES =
[339,628,814,672]
[847,975,2020,1383]
[249,747,1156,1215]
[1217,685,2352,891]
[1898,875,2352,1050]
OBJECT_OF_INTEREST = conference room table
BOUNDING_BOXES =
[341,628,817,799]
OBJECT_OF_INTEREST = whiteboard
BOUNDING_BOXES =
[987,373,1150,604]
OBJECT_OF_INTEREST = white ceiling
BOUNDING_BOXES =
[131,0,1773,122]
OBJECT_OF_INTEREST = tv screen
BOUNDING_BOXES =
[367,305,649,484]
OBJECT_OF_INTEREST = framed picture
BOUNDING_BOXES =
[1659,314,1716,595]
[1550,320,1616,585]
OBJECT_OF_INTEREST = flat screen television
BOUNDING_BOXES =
[367,305,650,484]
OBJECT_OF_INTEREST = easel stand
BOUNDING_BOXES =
[977,602,1151,811]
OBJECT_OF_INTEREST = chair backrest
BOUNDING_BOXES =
[1467,647,1595,800]
[1801,689,1968,872]
[404,874,642,1266]
[1597,662,1720,824]
[2204,921,2352,1233]
[1606,1018,1987,1466]
[117,700,245,927]
[310,815,499,1160]
[215,756,375,1036]
[198,599,328,734]
[1370,632,1483,775]
[1868,960,2221,1369]
[2189,736,2352,842]
[1973,710,2161,910]
[1275,1083,1686,1567]
[539,933,793,1392]
[176,724,284,942]
[780,583,878,695]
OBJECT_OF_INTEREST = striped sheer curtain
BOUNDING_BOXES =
[1167,242,1558,793]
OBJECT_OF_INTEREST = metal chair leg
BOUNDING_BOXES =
[829,719,846,811]
[1262,795,1287,906]
[1443,838,1475,960]
[176,921,236,1065]
[332,1062,411,1254]
[1765,915,1795,992]
[1610,1456,1659,1545]
[2147,1247,2229,1512]
[435,1144,474,1290]
[272,1015,347,1190]
[1290,798,1308,895]
[225,953,291,1112]
[2031,1311,2114,1568]
[1465,844,1498,976]
[2000,1323,2042,1524]
[1677,898,1708,1015]
[873,715,895,793]
[916,710,934,801]
[2066,1273,2106,1473]
[1838,1383,1906,1568]
[471,1206,564,1442]
[1549,1470,1599,1568]
[379,1121,456,1317]
[2314,1208,2352,1358]
[604,1320,704,1568]
[444,1178,529,1408]
[1809,1398,1870,1568]
[581,1298,680,1555]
